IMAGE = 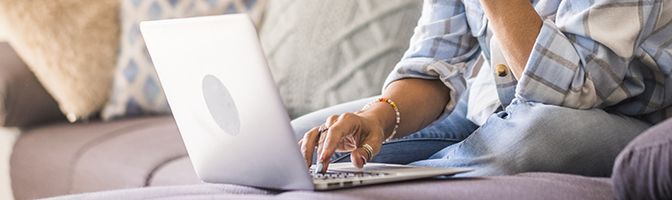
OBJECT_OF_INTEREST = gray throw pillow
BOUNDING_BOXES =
[102,0,266,120]
[612,119,672,200]
[260,0,421,118]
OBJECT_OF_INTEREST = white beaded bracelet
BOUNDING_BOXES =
[362,98,400,143]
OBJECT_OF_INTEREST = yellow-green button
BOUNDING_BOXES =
[496,64,508,77]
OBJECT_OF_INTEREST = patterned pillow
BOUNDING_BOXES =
[260,0,421,118]
[102,0,266,120]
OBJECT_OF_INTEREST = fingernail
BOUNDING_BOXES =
[361,155,367,165]
[315,163,324,173]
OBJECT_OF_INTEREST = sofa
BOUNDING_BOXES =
[2,0,671,198]
[2,38,671,199]
[0,42,195,199]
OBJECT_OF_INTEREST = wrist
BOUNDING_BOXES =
[357,99,399,141]
[362,97,401,142]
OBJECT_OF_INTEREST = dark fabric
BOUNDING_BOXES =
[612,118,672,200]
[10,116,200,200]
[47,173,614,200]
[0,42,64,127]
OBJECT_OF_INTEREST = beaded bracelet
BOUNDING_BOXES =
[361,98,400,143]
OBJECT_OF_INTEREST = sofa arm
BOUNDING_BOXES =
[612,118,672,200]
[0,42,63,127]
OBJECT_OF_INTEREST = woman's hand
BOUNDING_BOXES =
[298,78,453,173]
[298,112,385,173]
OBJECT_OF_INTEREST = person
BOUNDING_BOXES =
[295,0,672,176]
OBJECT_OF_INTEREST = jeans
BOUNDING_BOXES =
[291,93,651,177]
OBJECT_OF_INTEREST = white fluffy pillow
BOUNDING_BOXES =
[0,0,120,122]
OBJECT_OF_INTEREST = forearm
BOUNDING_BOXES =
[358,78,450,139]
[480,0,542,79]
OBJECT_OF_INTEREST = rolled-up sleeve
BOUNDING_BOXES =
[384,0,480,118]
[515,0,668,110]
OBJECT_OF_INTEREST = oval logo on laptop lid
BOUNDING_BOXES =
[202,74,241,136]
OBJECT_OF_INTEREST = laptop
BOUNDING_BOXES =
[140,14,470,190]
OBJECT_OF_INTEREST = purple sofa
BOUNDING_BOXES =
[2,40,670,199]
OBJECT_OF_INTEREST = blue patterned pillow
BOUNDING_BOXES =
[102,0,266,120]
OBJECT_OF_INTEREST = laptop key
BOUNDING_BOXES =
[310,170,386,180]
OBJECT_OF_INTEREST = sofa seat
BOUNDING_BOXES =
[10,116,201,199]
[11,115,618,200]
[48,173,614,200]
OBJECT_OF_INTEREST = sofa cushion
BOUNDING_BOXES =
[10,116,200,199]
[101,0,266,120]
[612,118,672,200]
[260,0,422,118]
[148,156,201,187]
[0,42,64,127]
[47,173,614,200]
[0,0,120,122]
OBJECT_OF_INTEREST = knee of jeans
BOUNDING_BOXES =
[485,104,565,160]
[491,103,602,174]
[502,102,593,142]
[502,102,575,128]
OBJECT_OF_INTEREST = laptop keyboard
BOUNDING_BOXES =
[310,170,387,180]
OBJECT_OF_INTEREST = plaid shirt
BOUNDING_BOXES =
[384,0,672,123]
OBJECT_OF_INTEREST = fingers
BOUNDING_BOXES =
[325,115,339,127]
[313,113,381,173]
[350,147,368,168]
[300,127,320,167]
[318,113,359,172]
[313,115,338,169]
[351,129,384,169]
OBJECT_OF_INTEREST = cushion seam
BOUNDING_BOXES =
[144,154,189,187]
[67,119,165,193]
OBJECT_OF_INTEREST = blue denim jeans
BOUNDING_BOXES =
[291,92,651,177]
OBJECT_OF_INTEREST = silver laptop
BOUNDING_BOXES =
[140,14,470,190]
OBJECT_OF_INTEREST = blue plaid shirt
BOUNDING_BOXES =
[384,0,672,123]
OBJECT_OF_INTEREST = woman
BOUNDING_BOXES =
[296,0,672,176]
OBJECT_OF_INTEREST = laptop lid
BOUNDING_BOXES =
[140,14,314,190]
